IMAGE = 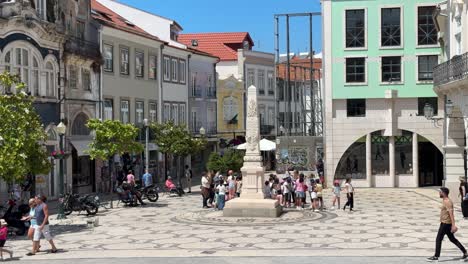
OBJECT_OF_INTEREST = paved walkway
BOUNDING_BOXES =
[8,188,468,260]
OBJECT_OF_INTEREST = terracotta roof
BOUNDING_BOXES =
[277,57,323,81]
[91,0,161,42]
[178,32,254,61]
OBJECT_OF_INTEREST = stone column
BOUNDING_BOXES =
[224,85,282,217]
[389,136,396,187]
[413,132,419,187]
[366,133,372,187]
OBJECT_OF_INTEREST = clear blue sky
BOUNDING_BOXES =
[118,0,322,55]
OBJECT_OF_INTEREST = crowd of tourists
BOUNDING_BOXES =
[200,169,355,212]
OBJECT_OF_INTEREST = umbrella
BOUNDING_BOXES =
[236,138,276,151]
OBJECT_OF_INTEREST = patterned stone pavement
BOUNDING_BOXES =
[8,188,468,260]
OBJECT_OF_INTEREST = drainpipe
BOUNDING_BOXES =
[159,44,165,182]
[443,94,447,186]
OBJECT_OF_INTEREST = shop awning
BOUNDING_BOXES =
[70,140,92,157]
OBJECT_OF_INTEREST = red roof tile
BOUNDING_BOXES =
[91,0,161,42]
[178,32,254,61]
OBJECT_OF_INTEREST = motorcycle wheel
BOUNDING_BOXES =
[146,189,159,202]
[85,203,99,215]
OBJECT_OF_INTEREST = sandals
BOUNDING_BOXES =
[50,249,58,253]
[26,252,35,256]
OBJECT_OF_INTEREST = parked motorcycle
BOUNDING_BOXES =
[62,193,99,216]
[3,199,29,236]
[137,185,159,202]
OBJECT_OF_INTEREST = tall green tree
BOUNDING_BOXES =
[87,119,143,162]
[87,119,143,193]
[207,150,244,174]
[151,121,206,185]
[0,72,51,183]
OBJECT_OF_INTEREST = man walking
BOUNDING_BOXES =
[185,165,192,193]
[427,187,467,262]
[142,169,153,187]
[27,195,57,256]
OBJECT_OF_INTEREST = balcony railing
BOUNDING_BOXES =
[191,87,202,98]
[434,52,468,87]
[191,121,217,136]
[64,36,101,62]
[207,89,216,98]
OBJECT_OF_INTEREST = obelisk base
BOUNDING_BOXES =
[223,198,282,218]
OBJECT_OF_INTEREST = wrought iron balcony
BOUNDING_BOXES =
[64,36,101,62]
[191,87,202,98]
[191,121,217,136]
[434,52,468,87]
[207,89,216,98]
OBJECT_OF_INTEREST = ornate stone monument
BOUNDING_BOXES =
[223,85,282,217]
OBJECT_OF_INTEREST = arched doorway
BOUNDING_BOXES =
[334,130,443,187]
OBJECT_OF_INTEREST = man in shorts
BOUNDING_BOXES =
[27,195,57,256]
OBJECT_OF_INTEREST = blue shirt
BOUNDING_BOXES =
[142,173,153,187]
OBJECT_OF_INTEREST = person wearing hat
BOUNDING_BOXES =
[0,219,12,260]
[331,179,342,210]
[427,187,468,262]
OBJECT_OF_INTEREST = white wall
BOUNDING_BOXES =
[97,0,186,48]
[217,61,240,79]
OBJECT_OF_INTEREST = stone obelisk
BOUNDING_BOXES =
[223,85,282,217]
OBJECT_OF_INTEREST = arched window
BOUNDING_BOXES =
[45,62,55,97]
[47,129,57,141]
[72,113,90,136]
[3,47,41,95]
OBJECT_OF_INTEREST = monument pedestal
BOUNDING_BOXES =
[223,161,283,218]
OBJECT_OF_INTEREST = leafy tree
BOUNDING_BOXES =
[87,119,143,161]
[87,119,143,192]
[0,72,51,183]
[207,150,244,174]
[151,121,206,185]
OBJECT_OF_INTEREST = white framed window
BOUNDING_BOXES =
[191,73,198,96]
[135,50,144,77]
[149,55,157,80]
[149,102,157,123]
[179,59,186,84]
[82,68,91,91]
[267,71,274,95]
[163,56,170,81]
[103,44,113,72]
[417,6,437,46]
[163,103,171,122]
[121,100,130,124]
[258,70,265,95]
[380,7,402,48]
[179,104,186,125]
[191,109,198,132]
[135,101,144,124]
[120,47,129,75]
[207,74,215,97]
[45,61,55,97]
[268,107,275,126]
[381,56,402,83]
[32,57,39,96]
[104,99,113,120]
[171,104,178,124]
[345,57,366,84]
[344,8,367,49]
[247,69,255,87]
[69,65,77,89]
[171,58,178,82]
[417,55,438,82]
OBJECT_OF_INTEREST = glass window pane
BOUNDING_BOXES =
[346,9,365,48]
[381,8,401,46]
[418,6,437,45]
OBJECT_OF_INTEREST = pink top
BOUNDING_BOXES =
[295,180,306,192]
[0,226,8,240]
[127,174,135,184]
[165,180,176,189]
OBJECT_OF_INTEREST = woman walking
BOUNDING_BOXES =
[331,180,341,210]
[201,172,211,208]
[22,199,40,250]
[343,178,354,211]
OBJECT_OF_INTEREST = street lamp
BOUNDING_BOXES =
[56,121,66,220]
[143,118,149,173]
[199,126,206,137]
[423,103,434,119]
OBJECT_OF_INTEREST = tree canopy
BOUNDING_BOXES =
[0,72,51,183]
[207,150,244,174]
[87,119,143,161]
[150,121,206,158]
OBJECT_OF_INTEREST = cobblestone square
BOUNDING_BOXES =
[8,188,468,261]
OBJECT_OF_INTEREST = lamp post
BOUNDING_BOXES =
[56,121,67,220]
[143,118,149,173]
[199,126,206,137]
